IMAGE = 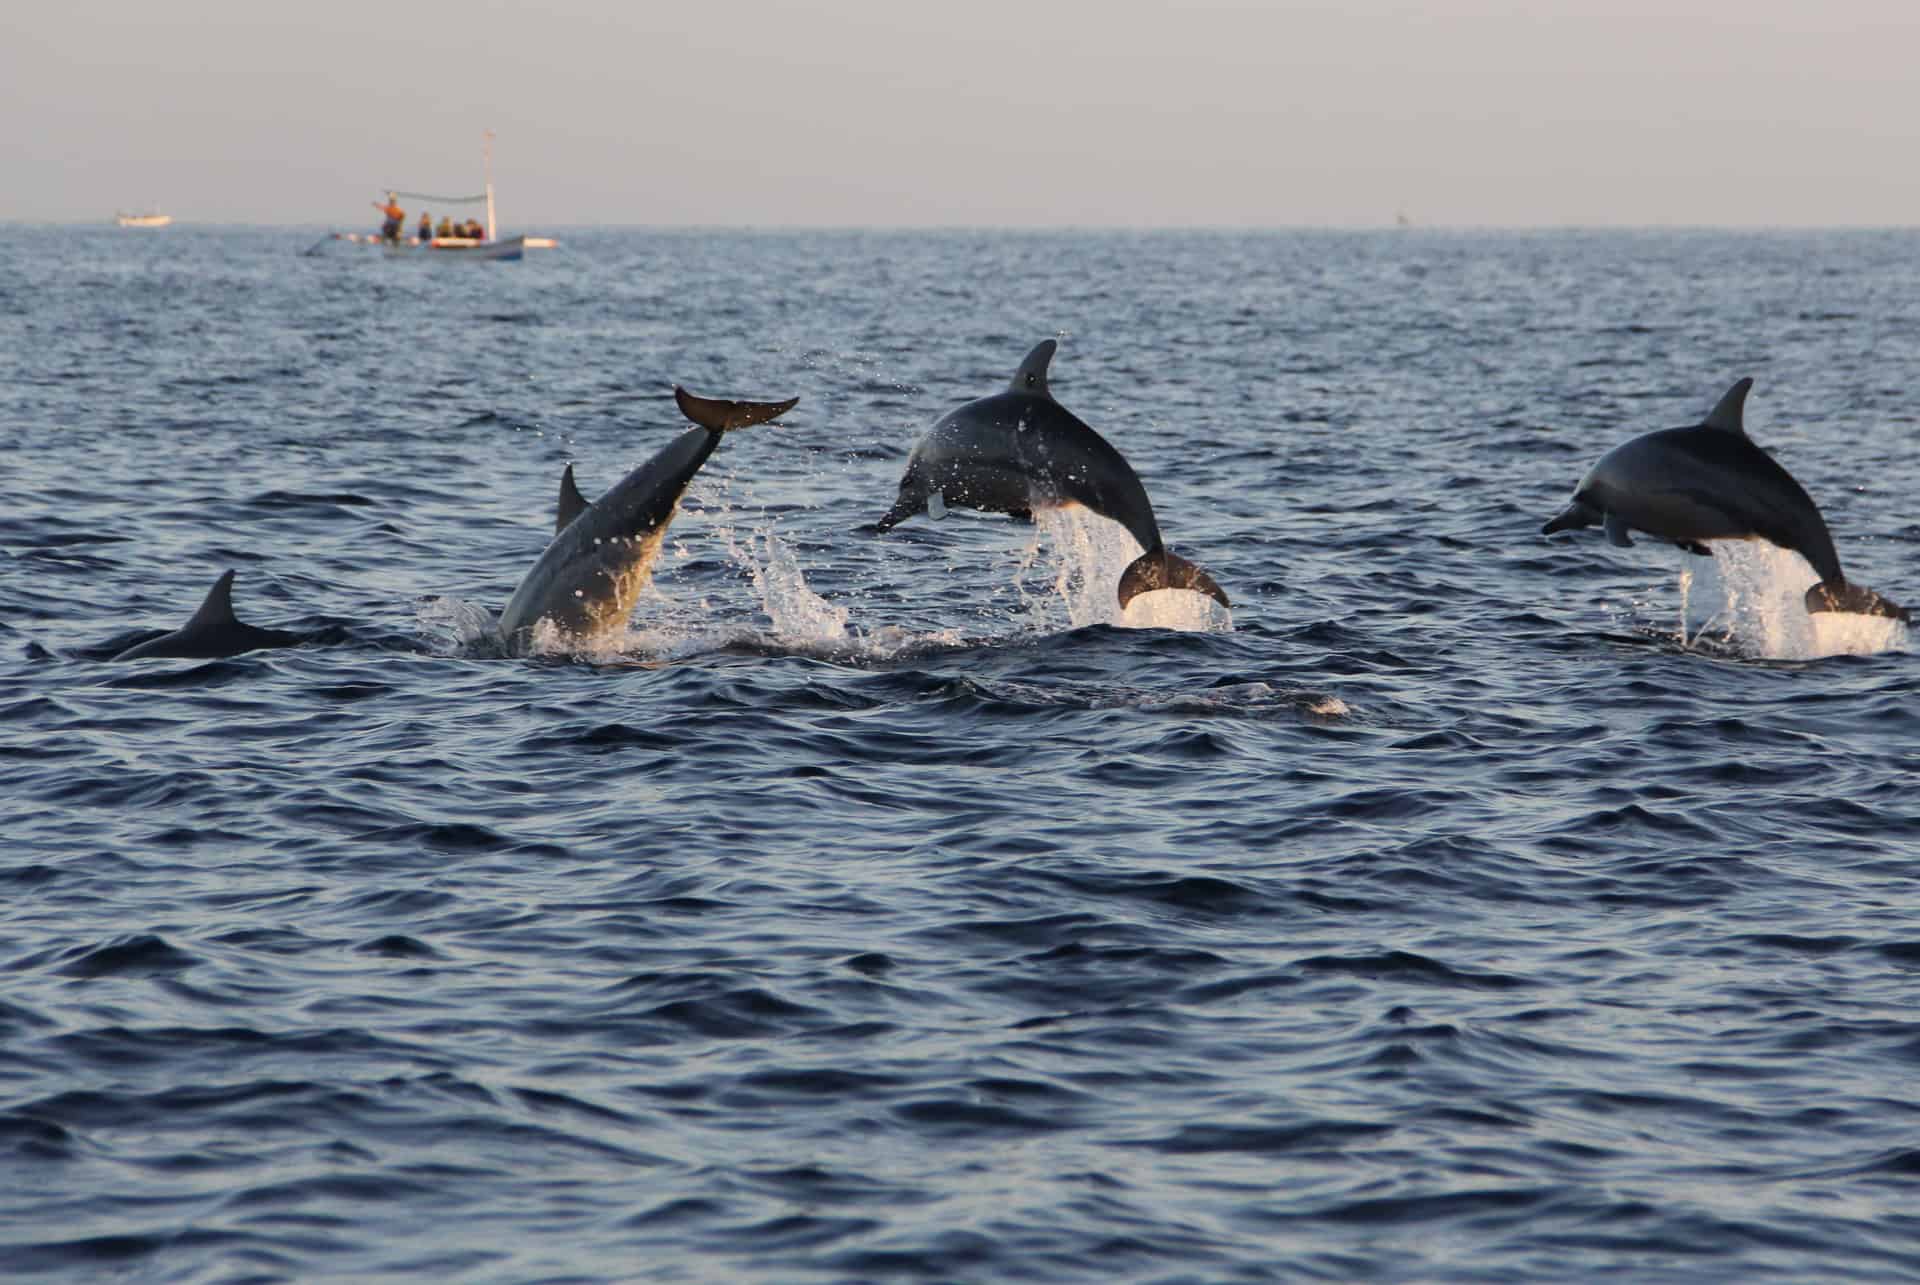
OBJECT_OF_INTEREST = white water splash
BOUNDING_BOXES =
[426,501,1230,664]
[1013,507,1233,634]
[716,521,969,661]
[416,595,503,655]
[730,525,851,647]
[1674,541,1907,660]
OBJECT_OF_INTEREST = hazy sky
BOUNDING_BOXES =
[6,1,1917,227]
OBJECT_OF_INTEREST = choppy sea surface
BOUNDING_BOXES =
[3,224,1919,1281]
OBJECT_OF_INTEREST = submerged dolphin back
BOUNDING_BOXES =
[110,569,304,661]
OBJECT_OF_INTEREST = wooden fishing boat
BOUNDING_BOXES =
[328,132,554,260]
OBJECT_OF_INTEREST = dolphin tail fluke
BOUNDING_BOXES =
[1805,579,1910,624]
[673,386,799,432]
[1118,548,1230,610]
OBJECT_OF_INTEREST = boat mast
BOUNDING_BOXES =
[484,130,497,243]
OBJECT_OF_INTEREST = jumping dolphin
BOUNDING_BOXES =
[110,569,307,661]
[1543,378,1908,622]
[497,386,797,651]
[872,339,1228,609]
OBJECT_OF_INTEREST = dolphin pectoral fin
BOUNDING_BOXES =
[672,386,799,431]
[1603,513,1635,548]
[1542,499,1599,537]
[1118,549,1230,610]
[556,463,590,533]
[1676,540,1712,556]
[1805,580,1910,623]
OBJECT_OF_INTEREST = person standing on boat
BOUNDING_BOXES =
[372,192,404,244]
[418,211,432,243]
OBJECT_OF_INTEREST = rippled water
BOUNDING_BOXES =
[4,224,1919,1280]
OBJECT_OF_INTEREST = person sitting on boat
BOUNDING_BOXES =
[417,211,432,242]
[463,218,484,241]
[372,192,404,244]
[436,216,454,238]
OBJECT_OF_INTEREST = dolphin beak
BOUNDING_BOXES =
[1542,501,1598,536]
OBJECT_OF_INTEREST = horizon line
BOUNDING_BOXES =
[12,219,1920,234]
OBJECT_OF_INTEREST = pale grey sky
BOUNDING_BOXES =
[4,0,1916,227]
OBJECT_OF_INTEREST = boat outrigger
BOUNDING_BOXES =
[326,132,555,261]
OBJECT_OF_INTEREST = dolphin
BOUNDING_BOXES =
[497,385,797,651]
[872,339,1228,609]
[110,569,307,661]
[1543,378,1908,622]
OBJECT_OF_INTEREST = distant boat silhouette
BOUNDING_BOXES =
[116,211,172,228]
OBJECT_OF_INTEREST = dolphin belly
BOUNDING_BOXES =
[1594,486,1752,548]
[924,456,1055,517]
[499,520,675,646]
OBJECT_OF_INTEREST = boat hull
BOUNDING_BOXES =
[334,233,538,261]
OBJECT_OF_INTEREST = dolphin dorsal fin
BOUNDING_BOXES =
[1703,377,1753,435]
[185,570,242,631]
[1008,340,1057,398]
[557,463,589,533]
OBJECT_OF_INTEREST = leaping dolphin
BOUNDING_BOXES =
[1543,378,1908,622]
[872,339,1228,609]
[110,569,307,661]
[497,386,797,652]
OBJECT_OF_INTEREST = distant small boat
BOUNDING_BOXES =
[329,132,554,262]
[116,212,172,228]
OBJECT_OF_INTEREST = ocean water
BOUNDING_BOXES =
[3,224,1918,1281]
